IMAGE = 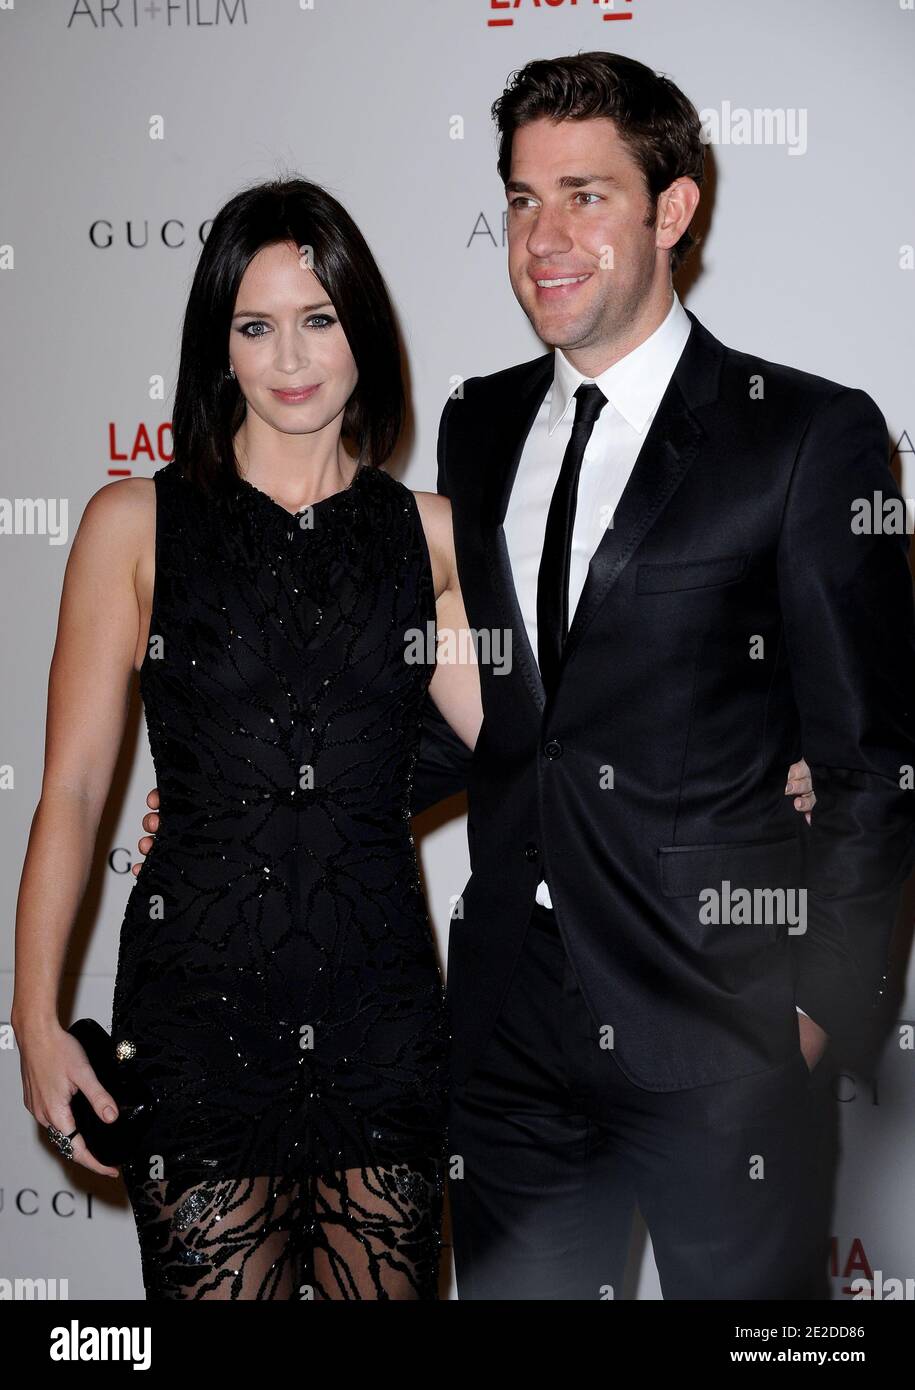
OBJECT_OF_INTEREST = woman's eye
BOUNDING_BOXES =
[237,316,336,337]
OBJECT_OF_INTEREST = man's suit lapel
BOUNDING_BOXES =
[480,353,553,715]
[559,379,704,673]
[478,309,725,713]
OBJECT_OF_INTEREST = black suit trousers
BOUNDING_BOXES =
[447,900,833,1301]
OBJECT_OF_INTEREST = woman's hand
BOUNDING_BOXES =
[785,757,815,823]
[132,786,161,877]
[15,1020,121,1179]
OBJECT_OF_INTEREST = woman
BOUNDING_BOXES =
[12,178,481,1300]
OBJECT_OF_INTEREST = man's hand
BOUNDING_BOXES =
[798,1010,829,1073]
[787,759,826,1067]
[785,758,815,823]
[132,787,160,877]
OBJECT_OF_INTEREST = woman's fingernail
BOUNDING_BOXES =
[103,1106,117,1121]
[785,783,794,792]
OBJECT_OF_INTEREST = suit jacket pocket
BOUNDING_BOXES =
[658,836,806,959]
[657,835,802,897]
[636,553,749,593]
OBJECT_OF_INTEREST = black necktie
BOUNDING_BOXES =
[536,382,608,696]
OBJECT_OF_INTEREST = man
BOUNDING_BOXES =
[137,53,915,1299]
[406,52,915,1299]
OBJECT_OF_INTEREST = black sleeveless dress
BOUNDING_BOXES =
[111,459,450,1300]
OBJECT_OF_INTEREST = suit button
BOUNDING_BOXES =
[543,740,563,759]
[523,842,539,861]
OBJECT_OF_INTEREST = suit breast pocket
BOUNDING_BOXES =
[636,553,749,594]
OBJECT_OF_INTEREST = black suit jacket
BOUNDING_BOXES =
[412,309,915,1090]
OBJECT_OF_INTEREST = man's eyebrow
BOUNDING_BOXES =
[505,174,618,194]
[231,301,334,318]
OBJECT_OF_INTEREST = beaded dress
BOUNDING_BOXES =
[111,459,449,1299]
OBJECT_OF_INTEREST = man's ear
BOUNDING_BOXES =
[655,177,701,255]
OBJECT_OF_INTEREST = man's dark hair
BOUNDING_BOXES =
[491,52,705,273]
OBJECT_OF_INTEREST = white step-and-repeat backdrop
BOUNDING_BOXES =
[1,0,912,1300]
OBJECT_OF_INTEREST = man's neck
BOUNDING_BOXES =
[560,285,675,379]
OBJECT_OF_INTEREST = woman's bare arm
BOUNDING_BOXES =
[11,477,154,1176]
[413,491,482,753]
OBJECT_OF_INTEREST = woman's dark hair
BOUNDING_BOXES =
[172,177,405,495]
[492,52,705,273]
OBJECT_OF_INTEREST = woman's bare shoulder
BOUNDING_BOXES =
[63,476,156,588]
[76,475,154,539]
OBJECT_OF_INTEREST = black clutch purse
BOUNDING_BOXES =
[66,1018,154,1166]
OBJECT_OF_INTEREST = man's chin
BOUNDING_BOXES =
[520,300,601,352]
[533,322,592,352]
